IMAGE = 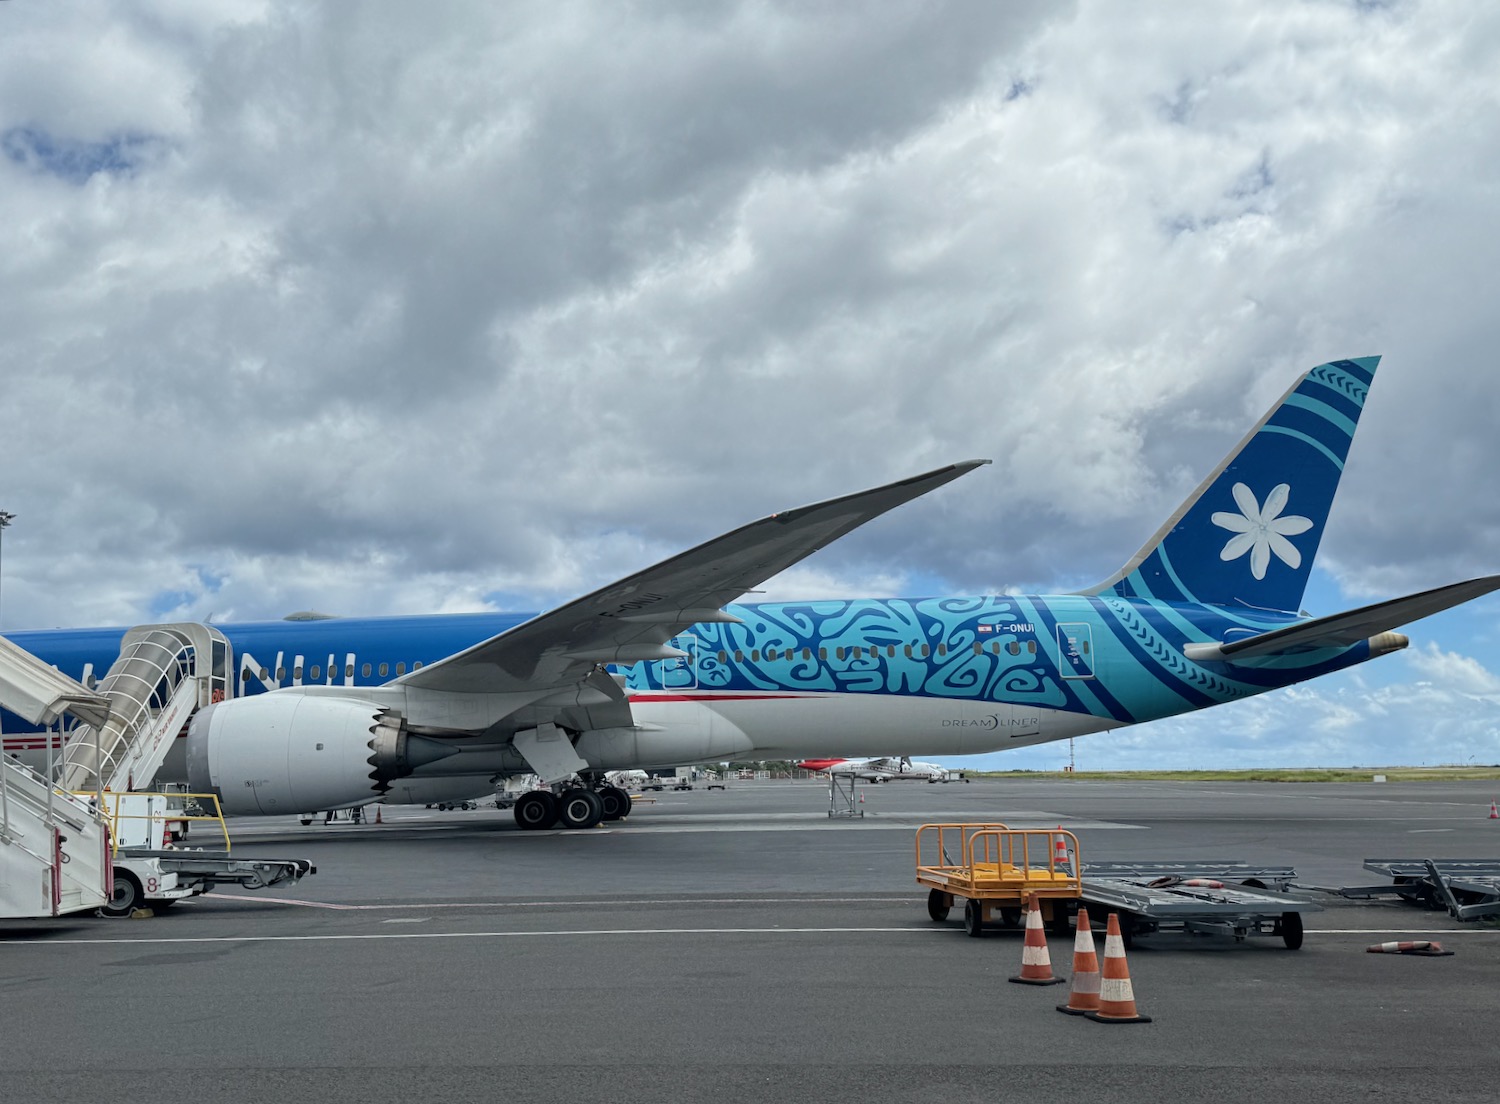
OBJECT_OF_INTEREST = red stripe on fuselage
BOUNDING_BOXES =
[627,692,821,703]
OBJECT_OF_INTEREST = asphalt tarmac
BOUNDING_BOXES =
[4,777,1498,1103]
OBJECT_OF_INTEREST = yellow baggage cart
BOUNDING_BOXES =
[915,822,1081,937]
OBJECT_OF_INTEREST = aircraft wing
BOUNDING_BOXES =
[398,460,989,698]
[1186,575,1500,660]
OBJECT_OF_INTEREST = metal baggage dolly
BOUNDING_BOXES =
[916,823,1082,937]
[1340,859,1500,921]
[1078,866,1321,950]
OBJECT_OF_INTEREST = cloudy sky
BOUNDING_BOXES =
[2,0,1498,770]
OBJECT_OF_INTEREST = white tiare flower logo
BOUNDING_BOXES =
[1211,482,1313,580]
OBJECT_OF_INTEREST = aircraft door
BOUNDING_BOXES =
[1056,623,1095,679]
[655,634,698,690]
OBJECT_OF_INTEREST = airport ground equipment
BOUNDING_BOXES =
[916,823,1081,936]
[1336,859,1500,921]
[1077,870,1320,949]
[1,635,113,918]
[827,773,863,819]
[95,791,315,916]
[1081,860,1298,892]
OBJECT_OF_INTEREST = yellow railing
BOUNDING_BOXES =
[71,791,231,858]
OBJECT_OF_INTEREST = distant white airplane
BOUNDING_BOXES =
[797,756,966,783]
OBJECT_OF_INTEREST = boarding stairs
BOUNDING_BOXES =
[0,635,113,917]
[57,623,229,795]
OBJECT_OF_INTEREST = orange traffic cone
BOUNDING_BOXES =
[1056,906,1100,1015]
[1009,893,1065,986]
[1053,827,1069,869]
[161,822,172,848]
[1489,801,1498,819]
[375,805,383,824]
[1084,913,1151,1023]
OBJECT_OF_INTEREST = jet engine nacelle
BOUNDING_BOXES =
[187,692,457,815]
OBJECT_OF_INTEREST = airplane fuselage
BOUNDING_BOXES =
[1,591,1381,776]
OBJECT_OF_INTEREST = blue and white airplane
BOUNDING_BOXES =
[3,356,1496,831]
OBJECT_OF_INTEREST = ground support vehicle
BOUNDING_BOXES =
[1337,859,1500,921]
[916,823,1082,936]
[1077,863,1320,949]
[97,792,315,917]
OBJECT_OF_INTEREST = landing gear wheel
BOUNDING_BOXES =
[927,889,951,922]
[102,870,143,917]
[963,898,985,938]
[514,790,558,830]
[557,788,605,830]
[1279,910,1304,950]
[598,785,631,821]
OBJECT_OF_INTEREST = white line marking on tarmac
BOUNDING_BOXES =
[3,926,1496,947]
[0,926,948,946]
[203,893,919,910]
[1407,828,1455,833]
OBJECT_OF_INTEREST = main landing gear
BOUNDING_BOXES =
[513,783,633,831]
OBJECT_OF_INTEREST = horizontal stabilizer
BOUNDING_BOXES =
[1184,575,1500,660]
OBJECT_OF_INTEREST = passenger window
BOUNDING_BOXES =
[718,651,728,663]
[734,650,744,663]
[1008,641,1020,656]
[310,665,321,680]
[277,666,286,680]
[293,666,303,679]
[904,645,912,658]
[259,667,269,679]
[973,643,982,655]
[1082,641,1090,655]
[836,647,846,661]
[854,647,864,659]
[887,646,895,658]
[1028,641,1037,654]
[991,642,1000,655]
[362,663,372,677]
[241,670,251,682]
[345,663,354,677]
[819,647,827,660]
[766,648,776,661]
[378,663,388,677]
[802,648,811,660]
[396,662,406,675]
[413,661,423,669]
[938,644,947,657]
[751,650,760,662]
[921,644,930,657]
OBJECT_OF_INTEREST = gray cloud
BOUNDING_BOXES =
[2,0,1499,764]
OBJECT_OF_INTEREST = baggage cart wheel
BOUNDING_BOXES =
[1046,904,1072,936]
[1279,911,1304,950]
[963,898,985,938]
[1000,907,1022,928]
[927,888,951,922]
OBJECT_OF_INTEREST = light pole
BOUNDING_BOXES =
[0,509,12,631]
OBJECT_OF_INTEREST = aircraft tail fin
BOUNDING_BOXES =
[1080,357,1380,613]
